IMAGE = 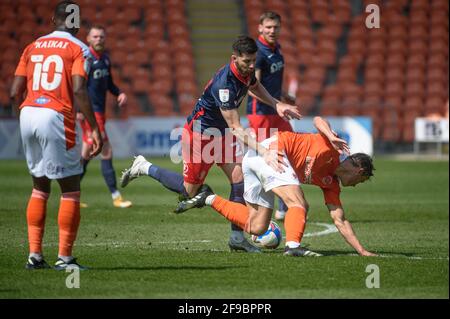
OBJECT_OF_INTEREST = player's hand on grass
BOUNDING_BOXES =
[117,93,127,107]
[360,250,378,257]
[275,102,302,121]
[330,135,350,155]
[263,149,286,173]
[90,128,103,158]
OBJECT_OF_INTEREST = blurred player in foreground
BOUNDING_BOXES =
[121,36,302,253]
[10,1,102,270]
[77,25,131,208]
[247,11,295,221]
[176,116,377,257]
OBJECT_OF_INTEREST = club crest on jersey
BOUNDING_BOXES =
[219,89,229,103]
[35,96,50,104]
[322,176,333,185]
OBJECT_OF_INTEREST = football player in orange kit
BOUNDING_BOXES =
[10,1,103,270]
[176,116,377,257]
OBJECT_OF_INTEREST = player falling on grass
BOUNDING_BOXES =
[10,0,103,270]
[247,11,295,221]
[77,25,132,208]
[121,36,302,253]
[176,116,378,257]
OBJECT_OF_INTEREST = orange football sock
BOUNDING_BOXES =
[27,189,50,254]
[211,195,250,231]
[284,206,307,244]
[58,191,81,257]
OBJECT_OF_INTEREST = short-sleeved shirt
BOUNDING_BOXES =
[186,61,257,135]
[15,30,91,149]
[87,47,120,113]
[246,35,284,115]
[275,131,342,206]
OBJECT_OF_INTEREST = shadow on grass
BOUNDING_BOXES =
[92,265,249,271]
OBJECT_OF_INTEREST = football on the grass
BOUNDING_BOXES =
[251,220,282,249]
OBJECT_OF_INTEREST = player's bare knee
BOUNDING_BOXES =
[250,222,268,236]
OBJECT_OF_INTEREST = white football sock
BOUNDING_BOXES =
[112,190,121,199]
[58,255,73,263]
[205,194,216,206]
[29,253,43,261]
[286,241,301,249]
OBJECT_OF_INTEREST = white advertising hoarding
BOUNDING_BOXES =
[415,118,449,143]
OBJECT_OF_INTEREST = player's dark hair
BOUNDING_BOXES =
[348,153,375,177]
[54,1,78,22]
[259,11,281,24]
[232,36,258,56]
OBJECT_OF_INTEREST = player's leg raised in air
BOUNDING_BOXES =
[176,148,322,256]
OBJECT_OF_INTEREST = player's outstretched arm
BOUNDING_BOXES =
[220,107,286,173]
[73,75,103,157]
[313,116,350,155]
[10,76,26,118]
[327,204,377,256]
[248,79,302,121]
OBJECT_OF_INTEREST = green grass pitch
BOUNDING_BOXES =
[0,158,448,298]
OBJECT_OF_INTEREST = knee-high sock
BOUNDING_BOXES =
[211,195,250,232]
[27,189,49,254]
[80,158,90,181]
[278,197,288,212]
[229,182,245,232]
[58,191,81,257]
[284,206,307,244]
[101,159,118,194]
[148,165,188,197]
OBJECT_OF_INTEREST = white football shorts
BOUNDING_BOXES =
[20,106,82,179]
[242,136,300,209]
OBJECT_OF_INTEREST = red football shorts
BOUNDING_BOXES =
[181,124,244,185]
[80,112,108,144]
[247,114,293,142]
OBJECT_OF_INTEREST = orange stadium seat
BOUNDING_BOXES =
[427,68,447,83]
[409,11,429,26]
[429,40,449,56]
[425,96,447,114]
[406,68,425,84]
[409,40,428,55]
[405,82,425,99]
[152,65,172,82]
[410,0,430,11]
[365,67,384,84]
[367,39,386,55]
[428,53,447,69]
[388,39,407,54]
[347,38,365,55]
[337,67,357,83]
[365,53,385,69]
[431,0,449,11]
[149,79,173,95]
[384,95,403,113]
[386,53,406,70]
[407,54,427,70]
[132,78,151,95]
[409,26,428,40]
[404,96,424,113]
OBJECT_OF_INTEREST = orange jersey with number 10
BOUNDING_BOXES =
[14,31,91,149]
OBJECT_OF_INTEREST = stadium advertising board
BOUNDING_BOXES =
[0,117,373,159]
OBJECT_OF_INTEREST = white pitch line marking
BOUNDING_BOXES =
[303,222,338,238]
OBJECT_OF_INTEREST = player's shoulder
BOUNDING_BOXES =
[212,65,235,89]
